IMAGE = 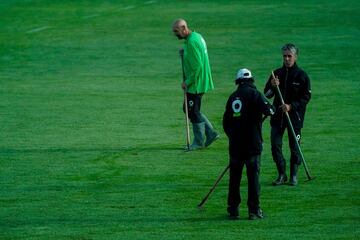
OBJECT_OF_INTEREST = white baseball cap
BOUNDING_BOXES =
[236,68,252,80]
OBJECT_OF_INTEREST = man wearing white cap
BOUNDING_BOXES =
[223,68,275,220]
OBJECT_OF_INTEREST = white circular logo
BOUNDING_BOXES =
[232,99,242,113]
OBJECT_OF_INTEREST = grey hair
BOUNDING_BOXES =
[281,43,298,55]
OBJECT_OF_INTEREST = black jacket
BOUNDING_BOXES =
[264,63,311,129]
[223,81,275,157]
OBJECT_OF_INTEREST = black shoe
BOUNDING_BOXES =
[272,175,288,186]
[249,208,264,220]
[227,207,239,220]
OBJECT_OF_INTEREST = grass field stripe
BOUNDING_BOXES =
[124,5,135,10]
[82,14,100,19]
[26,26,49,34]
[145,0,157,4]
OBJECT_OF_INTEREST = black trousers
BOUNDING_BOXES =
[228,154,261,212]
[183,93,204,123]
[271,124,302,167]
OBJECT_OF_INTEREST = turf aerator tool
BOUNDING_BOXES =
[197,165,230,208]
[179,49,191,151]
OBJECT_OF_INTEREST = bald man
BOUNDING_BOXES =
[172,19,219,151]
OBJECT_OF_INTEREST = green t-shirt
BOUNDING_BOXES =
[183,32,214,94]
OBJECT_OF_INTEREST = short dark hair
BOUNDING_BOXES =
[281,43,298,55]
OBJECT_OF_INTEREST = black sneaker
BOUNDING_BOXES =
[248,208,264,220]
[227,207,239,220]
[272,175,288,186]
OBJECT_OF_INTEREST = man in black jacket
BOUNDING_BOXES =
[264,43,311,186]
[223,68,275,220]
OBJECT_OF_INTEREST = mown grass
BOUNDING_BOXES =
[1,0,359,239]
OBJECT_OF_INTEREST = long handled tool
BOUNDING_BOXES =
[272,71,315,181]
[180,50,191,150]
[198,164,230,208]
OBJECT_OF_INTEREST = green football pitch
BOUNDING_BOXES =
[1,0,359,239]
